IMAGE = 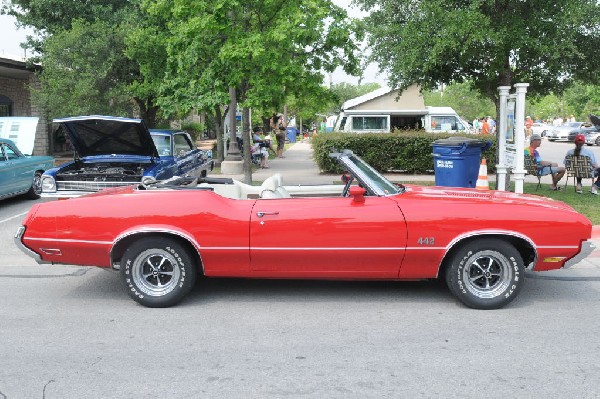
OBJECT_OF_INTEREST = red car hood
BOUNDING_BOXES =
[400,185,577,212]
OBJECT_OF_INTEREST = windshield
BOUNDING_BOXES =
[347,154,402,195]
[151,134,172,156]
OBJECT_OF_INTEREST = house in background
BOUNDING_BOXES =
[0,55,49,155]
[334,85,470,134]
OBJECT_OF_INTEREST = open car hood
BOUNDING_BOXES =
[591,114,600,129]
[53,116,159,159]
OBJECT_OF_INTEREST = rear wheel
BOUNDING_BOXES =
[120,237,197,307]
[25,172,43,199]
[445,239,524,309]
[595,137,600,146]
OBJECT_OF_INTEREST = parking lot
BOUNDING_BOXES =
[1,141,600,398]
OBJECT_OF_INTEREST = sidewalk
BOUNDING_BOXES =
[210,140,600,273]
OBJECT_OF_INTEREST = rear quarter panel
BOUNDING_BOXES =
[22,189,255,271]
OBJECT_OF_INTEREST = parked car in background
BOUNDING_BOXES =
[569,123,600,145]
[41,116,214,198]
[0,138,54,201]
[16,150,593,310]
[531,123,551,137]
[547,122,588,141]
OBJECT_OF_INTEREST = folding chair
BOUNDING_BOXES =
[524,154,542,190]
[564,154,594,191]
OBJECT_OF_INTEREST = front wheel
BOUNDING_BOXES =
[120,237,197,307]
[445,239,524,309]
[595,137,600,146]
[25,171,43,199]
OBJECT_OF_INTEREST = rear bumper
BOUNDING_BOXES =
[14,226,50,265]
[564,240,595,269]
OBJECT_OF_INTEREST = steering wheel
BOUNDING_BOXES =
[341,173,355,197]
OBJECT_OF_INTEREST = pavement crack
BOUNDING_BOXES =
[42,380,55,399]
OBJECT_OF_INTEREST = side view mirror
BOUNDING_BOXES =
[349,186,366,203]
[341,173,352,183]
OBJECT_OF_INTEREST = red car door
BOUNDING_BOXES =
[249,196,407,278]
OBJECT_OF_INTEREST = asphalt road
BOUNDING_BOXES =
[1,161,600,398]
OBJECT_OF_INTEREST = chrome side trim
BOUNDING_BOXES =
[563,240,595,269]
[442,229,539,272]
[24,237,112,245]
[14,226,50,265]
[111,228,204,270]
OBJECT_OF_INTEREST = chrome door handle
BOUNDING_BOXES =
[256,211,279,218]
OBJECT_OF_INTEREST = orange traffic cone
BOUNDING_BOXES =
[475,159,489,190]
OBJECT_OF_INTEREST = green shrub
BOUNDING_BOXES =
[312,131,497,174]
[181,122,206,143]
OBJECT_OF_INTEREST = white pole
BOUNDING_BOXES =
[496,86,511,191]
[513,83,529,194]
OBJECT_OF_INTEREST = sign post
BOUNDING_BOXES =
[496,83,529,193]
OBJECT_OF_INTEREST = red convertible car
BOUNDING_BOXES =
[15,151,593,309]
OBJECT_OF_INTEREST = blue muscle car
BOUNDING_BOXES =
[0,138,54,201]
[41,116,214,198]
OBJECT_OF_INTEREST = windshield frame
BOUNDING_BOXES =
[333,150,402,196]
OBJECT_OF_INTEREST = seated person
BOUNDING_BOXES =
[251,143,269,169]
[525,134,565,190]
[253,126,275,155]
[564,134,600,194]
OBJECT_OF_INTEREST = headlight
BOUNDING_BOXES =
[41,176,56,192]
[141,176,156,186]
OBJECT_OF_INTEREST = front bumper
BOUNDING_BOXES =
[563,240,596,269]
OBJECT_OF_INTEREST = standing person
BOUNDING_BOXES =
[564,134,600,194]
[480,117,490,134]
[525,134,565,190]
[488,117,496,134]
[270,113,287,158]
[472,117,480,133]
[525,116,534,139]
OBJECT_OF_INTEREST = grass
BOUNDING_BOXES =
[520,182,600,224]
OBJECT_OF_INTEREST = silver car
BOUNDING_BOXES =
[547,122,586,141]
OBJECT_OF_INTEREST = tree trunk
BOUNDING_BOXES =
[213,105,225,163]
[242,107,252,184]
[134,97,159,128]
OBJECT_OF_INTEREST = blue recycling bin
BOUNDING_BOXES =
[432,137,491,188]
[286,127,297,143]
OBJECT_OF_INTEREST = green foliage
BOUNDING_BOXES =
[312,132,497,174]
[144,0,362,118]
[356,0,600,112]
[326,82,382,114]
[33,19,136,118]
[422,82,495,121]
[181,122,205,143]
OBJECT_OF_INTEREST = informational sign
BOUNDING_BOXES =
[505,99,515,143]
[0,116,39,155]
[505,143,517,169]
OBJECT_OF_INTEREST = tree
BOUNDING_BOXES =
[355,0,600,117]
[33,19,137,119]
[4,0,163,126]
[327,82,381,114]
[139,0,362,180]
[422,81,495,121]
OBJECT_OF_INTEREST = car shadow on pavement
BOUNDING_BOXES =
[185,278,456,306]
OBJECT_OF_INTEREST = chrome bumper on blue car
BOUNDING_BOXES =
[14,226,50,265]
[564,240,596,269]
